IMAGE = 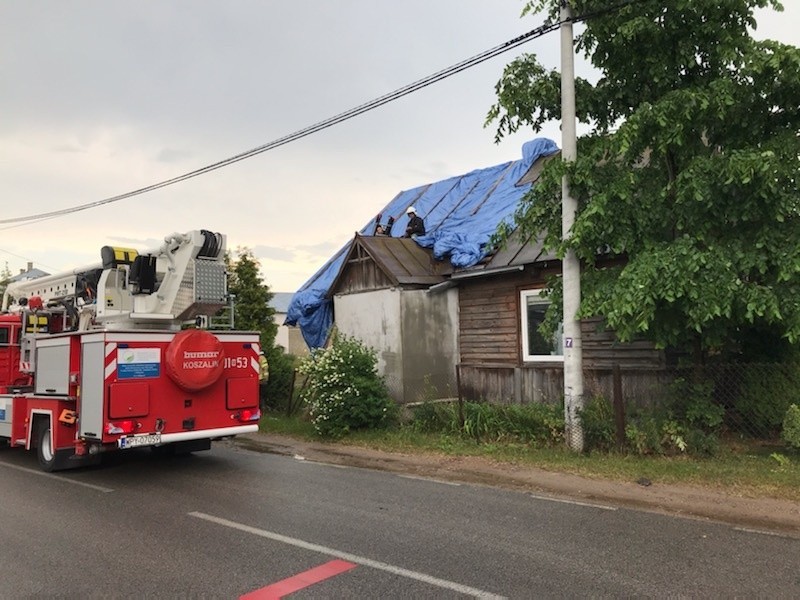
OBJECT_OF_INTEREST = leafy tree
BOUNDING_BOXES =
[227,248,276,346]
[488,0,800,362]
[227,248,294,408]
[0,262,12,299]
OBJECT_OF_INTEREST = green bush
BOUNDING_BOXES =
[734,364,800,436]
[461,402,495,442]
[579,397,617,452]
[666,378,723,456]
[262,346,297,412]
[410,401,564,446]
[411,402,460,434]
[782,404,800,450]
[683,428,719,457]
[577,388,721,456]
[499,403,564,446]
[297,333,396,437]
[625,417,664,455]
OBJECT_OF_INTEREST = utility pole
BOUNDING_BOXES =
[560,0,584,452]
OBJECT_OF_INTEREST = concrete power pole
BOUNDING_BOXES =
[560,1,584,452]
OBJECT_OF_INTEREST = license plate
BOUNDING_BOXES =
[118,433,161,449]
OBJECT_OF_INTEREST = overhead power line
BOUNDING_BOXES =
[1,24,560,226]
[1,0,643,227]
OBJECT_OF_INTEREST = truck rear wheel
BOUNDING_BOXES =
[36,424,73,472]
[37,425,58,472]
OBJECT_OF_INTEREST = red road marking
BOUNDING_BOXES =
[240,559,358,599]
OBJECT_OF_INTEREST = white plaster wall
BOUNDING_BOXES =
[334,289,404,401]
[400,288,459,402]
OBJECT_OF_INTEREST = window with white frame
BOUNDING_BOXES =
[520,289,563,362]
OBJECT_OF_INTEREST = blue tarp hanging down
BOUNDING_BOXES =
[285,138,559,348]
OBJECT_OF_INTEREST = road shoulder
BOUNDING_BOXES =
[234,432,800,536]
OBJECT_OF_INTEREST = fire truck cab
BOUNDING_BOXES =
[0,230,261,471]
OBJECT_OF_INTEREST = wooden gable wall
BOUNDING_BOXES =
[335,244,395,295]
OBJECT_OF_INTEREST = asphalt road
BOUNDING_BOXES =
[1,442,798,599]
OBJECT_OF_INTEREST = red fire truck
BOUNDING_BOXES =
[0,230,261,471]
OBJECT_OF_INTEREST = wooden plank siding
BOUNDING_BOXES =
[458,364,564,405]
[458,265,663,370]
[458,268,533,364]
[458,363,673,407]
[456,264,665,404]
[581,317,665,370]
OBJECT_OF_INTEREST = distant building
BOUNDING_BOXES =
[271,292,307,356]
[8,262,49,283]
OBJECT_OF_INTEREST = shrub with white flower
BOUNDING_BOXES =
[298,332,397,437]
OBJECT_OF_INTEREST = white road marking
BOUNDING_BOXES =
[734,527,794,539]
[529,493,617,511]
[296,460,350,469]
[189,511,506,599]
[0,461,114,493]
[399,474,462,486]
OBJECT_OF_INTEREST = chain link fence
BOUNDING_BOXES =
[456,361,800,445]
[585,362,800,442]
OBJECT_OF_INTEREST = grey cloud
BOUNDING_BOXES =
[294,241,340,256]
[105,236,164,249]
[52,144,85,154]
[156,148,193,163]
[404,160,454,183]
[253,245,296,262]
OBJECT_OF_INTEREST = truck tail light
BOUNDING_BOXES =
[106,420,135,435]
[238,409,261,423]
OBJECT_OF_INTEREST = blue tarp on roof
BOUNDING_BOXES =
[286,138,559,348]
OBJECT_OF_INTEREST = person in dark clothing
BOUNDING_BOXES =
[404,206,425,237]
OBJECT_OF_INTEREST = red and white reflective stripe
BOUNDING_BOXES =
[249,342,260,375]
[250,343,262,375]
[104,343,117,381]
[20,361,31,372]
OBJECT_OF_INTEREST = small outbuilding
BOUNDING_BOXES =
[328,234,457,403]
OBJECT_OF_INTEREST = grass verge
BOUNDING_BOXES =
[259,413,800,501]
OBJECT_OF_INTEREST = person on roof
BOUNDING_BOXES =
[404,206,425,238]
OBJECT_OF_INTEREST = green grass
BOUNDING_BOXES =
[259,413,800,501]
[260,413,316,437]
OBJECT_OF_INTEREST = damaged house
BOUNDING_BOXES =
[287,139,663,404]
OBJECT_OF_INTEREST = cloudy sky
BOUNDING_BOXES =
[2,2,798,293]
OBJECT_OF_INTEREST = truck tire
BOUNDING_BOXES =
[36,424,73,472]
[37,424,58,472]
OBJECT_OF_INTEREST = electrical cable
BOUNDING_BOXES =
[0,22,561,226]
[1,0,645,227]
